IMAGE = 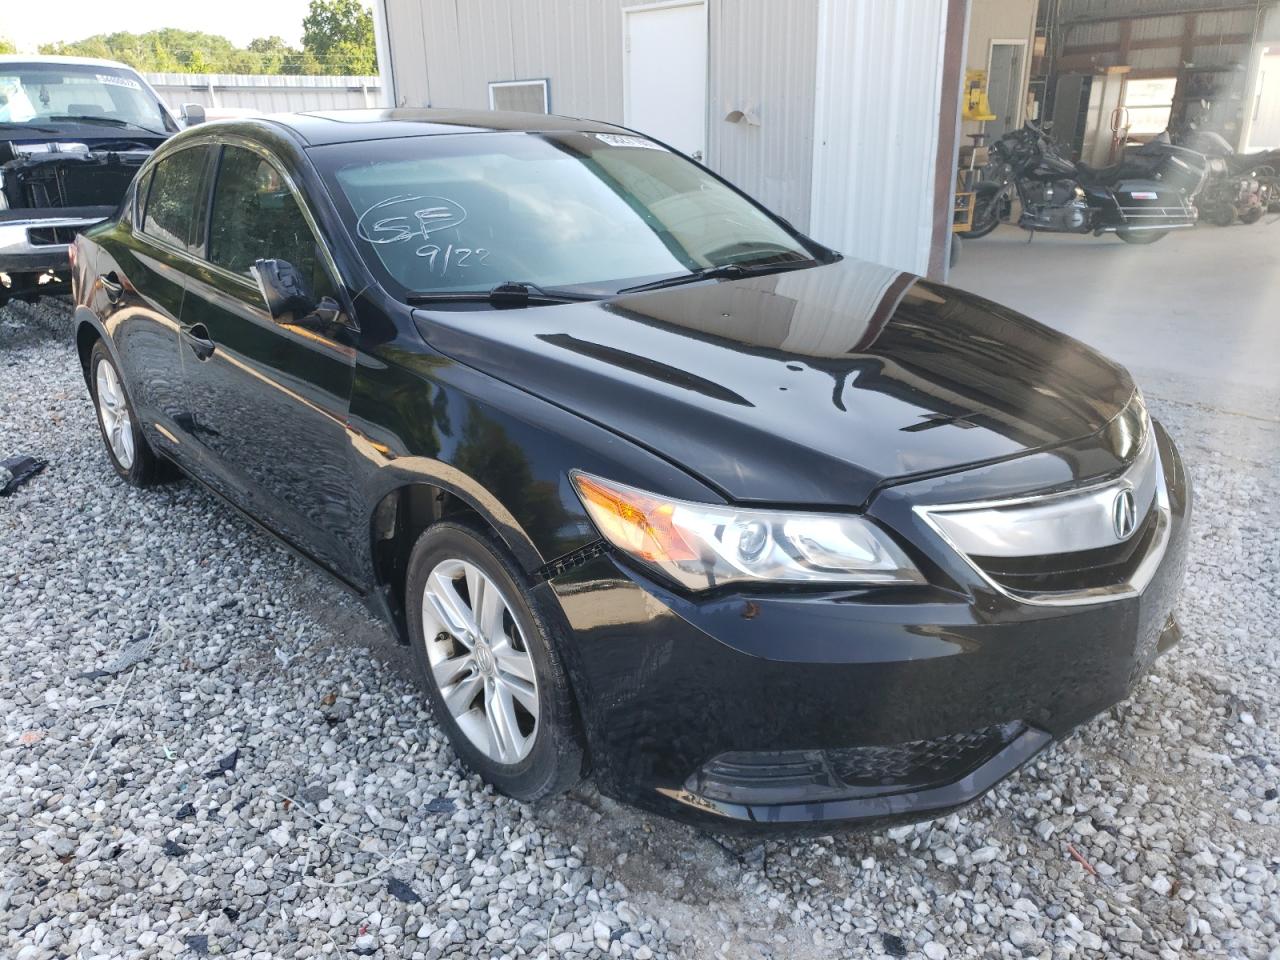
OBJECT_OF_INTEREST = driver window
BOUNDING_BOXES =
[207,145,332,297]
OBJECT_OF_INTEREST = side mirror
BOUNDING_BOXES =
[252,258,340,329]
[181,103,206,126]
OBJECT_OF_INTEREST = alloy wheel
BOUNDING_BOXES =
[95,360,135,470]
[421,558,540,763]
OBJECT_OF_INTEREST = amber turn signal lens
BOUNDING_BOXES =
[571,473,698,563]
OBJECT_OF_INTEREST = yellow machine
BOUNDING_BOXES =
[963,70,997,122]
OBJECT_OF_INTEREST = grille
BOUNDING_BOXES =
[826,723,1021,788]
[970,501,1159,596]
[917,427,1171,605]
[690,722,1025,804]
[27,225,81,247]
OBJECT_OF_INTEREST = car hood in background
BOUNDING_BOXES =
[416,257,1135,507]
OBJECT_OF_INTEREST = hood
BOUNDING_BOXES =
[416,257,1135,507]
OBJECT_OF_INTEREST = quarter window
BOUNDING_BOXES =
[208,146,325,289]
[142,147,209,252]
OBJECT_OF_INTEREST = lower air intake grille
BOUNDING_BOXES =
[690,721,1026,805]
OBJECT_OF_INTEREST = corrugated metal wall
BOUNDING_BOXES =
[809,0,951,276]
[708,0,819,228]
[381,0,670,117]
[381,0,820,229]
[1058,0,1263,20]
[145,74,381,113]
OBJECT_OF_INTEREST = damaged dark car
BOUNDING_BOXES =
[0,56,178,305]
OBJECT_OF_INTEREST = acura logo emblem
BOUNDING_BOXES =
[1112,488,1137,540]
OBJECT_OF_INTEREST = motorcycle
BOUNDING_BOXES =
[1176,130,1277,225]
[961,122,1207,244]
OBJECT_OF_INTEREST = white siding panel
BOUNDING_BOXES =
[709,0,819,229]
[809,0,949,276]
[146,74,381,113]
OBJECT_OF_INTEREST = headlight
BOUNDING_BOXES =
[571,472,924,591]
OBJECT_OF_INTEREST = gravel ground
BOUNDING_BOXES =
[1,301,1278,960]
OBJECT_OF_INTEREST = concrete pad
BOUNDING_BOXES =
[949,222,1280,423]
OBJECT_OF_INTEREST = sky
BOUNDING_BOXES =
[1,0,320,53]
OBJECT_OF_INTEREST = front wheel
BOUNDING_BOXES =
[959,183,1004,239]
[1117,230,1168,244]
[405,521,584,802]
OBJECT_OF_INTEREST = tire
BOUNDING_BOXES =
[1117,230,1168,244]
[959,183,1004,239]
[1239,205,1264,225]
[88,340,171,486]
[405,521,584,802]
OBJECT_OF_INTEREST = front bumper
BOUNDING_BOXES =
[544,422,1191,830]
[0,208,112,275]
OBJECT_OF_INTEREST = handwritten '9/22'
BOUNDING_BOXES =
[355,195,489,276]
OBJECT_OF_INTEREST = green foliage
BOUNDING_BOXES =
[0,37,17,55]
[33,3,378,77]
[302,0,377,75]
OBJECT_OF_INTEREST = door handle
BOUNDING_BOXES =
[182,323,216,361]
[99,272,124,304]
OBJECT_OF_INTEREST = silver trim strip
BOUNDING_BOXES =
[915,437,1171,607]
[922,436,1158,558]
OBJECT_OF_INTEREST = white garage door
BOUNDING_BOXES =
[624,2,707,160]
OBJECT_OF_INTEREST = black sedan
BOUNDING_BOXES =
[70,110,1191,829]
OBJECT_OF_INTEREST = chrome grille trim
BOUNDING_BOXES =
[915,435,1170,606]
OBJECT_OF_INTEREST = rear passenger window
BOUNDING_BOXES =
[208,146,325,289]
[142,147,208,252]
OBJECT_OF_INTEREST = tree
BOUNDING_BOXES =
[32,4,379,78]
[302,0,378,75]
[246,36,309,75]
[0,37,17,55]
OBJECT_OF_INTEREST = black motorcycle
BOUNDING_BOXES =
[962,122,1206,244]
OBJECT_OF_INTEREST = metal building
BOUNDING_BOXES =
[372,0,969,279]
[145,73,383,114]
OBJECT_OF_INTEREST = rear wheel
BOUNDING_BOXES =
[959,183,1004,239]
[1117,230,1168,244]
[1239,205,1264,225]
[406,521,584,802]
[88,341,171,486]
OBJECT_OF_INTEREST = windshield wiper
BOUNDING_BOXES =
[47,115,167,137]
[615,255,817,295]
[406,281,599,308]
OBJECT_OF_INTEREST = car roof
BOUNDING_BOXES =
[0,54,146,73]
[255,108,629,147]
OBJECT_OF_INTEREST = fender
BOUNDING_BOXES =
[352,441,549,580]
[72,304,114,384]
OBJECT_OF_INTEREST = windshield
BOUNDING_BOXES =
[0,62,175,134]
[315,131,820,296]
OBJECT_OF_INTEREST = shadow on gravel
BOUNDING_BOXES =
[0,297,74,352]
